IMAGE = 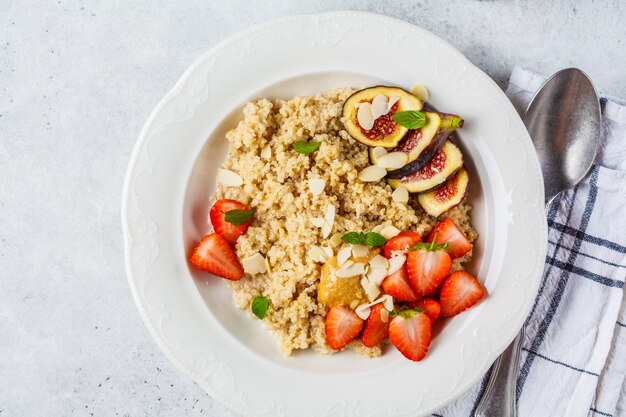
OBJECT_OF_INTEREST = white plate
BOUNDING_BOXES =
[122,11,547,417]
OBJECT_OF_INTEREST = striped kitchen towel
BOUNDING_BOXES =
[433,67,626,417]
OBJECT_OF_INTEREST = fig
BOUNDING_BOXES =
[342,86,423,148]
[385,113,464,179]
[387,141,463,193]
[418,168,469,217]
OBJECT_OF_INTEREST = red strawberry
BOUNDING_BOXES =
[189,233,244,280]
[388,308,431,361]
[382,265,419,302]
[406,234,452,297]
[427,219,472,259]
[361,304,390,347]
[439,271,485,317]
[383,231,423,258]
[325,306,364,350]
[209,199,253,245]
[408,298,441,324]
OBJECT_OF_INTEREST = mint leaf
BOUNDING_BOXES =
[341,232,366,245]
[293,141,322,155]
[391,110,426,129]
[251,296,269,319]
[364,232,387,247]
[224,209,255,226]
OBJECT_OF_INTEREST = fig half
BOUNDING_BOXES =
[418,168,469,217]
[387,141,463,193]
[342,86,423,148]
[385,113,464,179]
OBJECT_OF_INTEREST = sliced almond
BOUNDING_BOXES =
[336,247,352,267]
[371,146,388,160]
[358,165,387,182]
[371,94,389,119]
[309,178,325,196]
[321,246,333,260]
[380,308,389,323]
[217,169,243,187]
[264,257,273,279]
[375,152,408,169]
[242,253,267,275]
[371,224,385,234]
[366,266,388,287]
[307,246,328,263]
[387,254,406,275]
[260,144,272,159]
[410,84,429,101]
[380,225,401,240]
[329,232,343,248]
[355,304,371,320]
[369,254,389,270]
[392,186,409,203]
[322,204,335,238]
[357,101,375,130]
[351,244,369,258]
[339,259,354,270]
[381,294,394,311]
[310,217,326,228]
[387,96,400,112]
[350,300,359,309]
[335,262,365,278]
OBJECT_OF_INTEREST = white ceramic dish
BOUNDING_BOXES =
[122,11,547,417]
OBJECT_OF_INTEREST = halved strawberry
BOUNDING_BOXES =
[388,308,431,361]
[189,233,244,280]
[427,219,472,259]
[325,306,364,350]
[361,304,390,347]
[439,271,485,317]
[383,231,423,259]
[408,298,441,324]
[406,234,452,297]
[382,265,419,302]
[209,199,253,245]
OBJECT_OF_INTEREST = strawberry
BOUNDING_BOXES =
[325,306,364,350]
[361,304,390,347]
[407,298,441,324]
[189,233,244,280]
[388,308,431,361]
[382,265,419,302]
[427,219,472,259]
[209,199,253,245]
[405,231,452,297]
[383,231,422,259]
[440,271,485,317]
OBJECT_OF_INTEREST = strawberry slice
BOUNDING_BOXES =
[383,231,422,258]
[406,232,452,297]
[189,233,244,280]
[388,308,431,361]
[325,306,364,350]
[382,265,419,302]
[361,304,390,347]
[427,219,472,259]
[407,298,441,324]
[209,199,253,245]
[440,271,485,317]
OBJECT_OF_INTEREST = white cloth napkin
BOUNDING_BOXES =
[433,67,626,417]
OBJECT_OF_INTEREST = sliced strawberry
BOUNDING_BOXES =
[427,219,472,259]
[406,235,452,297]
[408,298,441,324]
[388,308,431,361]
[209,199,252,245]
[189,233,244,280]
[383,231,423,258]
[361,304,390,347]
[325,306,364,350]
[382,265,419,302]
[440,271,485,317]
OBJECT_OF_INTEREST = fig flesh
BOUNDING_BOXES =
[418,168,469,217]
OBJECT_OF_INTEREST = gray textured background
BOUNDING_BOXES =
[1,1,625,416]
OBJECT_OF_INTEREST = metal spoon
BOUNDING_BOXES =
[475,68,601,417]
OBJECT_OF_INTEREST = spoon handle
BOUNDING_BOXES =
[474,326,525,417]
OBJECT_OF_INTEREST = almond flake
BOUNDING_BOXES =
[307,246,328,263]
[380,225,401,239]
[371,224,385,234]
[371,146,388,161]
[350,300,359,309]
[387,254,406,275]
[337,247,352,267]
[340,260,354,270]
[358,165,387,182]
[351,244,369,258]
[355,304,371,320]
[309,178,325,196]
[335,262,365,278]
[260,144,272,159]
[376,152,408,169]
[329,233,343,248]
[392,186,409,203]
[381,294,394,311]
[310,217,326,228]
[371,94,389,119]
[217,169,243,187]
[357,102,375,130]
[410,84,429,101]
[369,254,389,270]
[380,308,389,323]
[387,96,400,112]
[363,278,381,301]
[366,267,388,286]
[322,204,335,238]
[242,253,267,275]
[321,246,333,260]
